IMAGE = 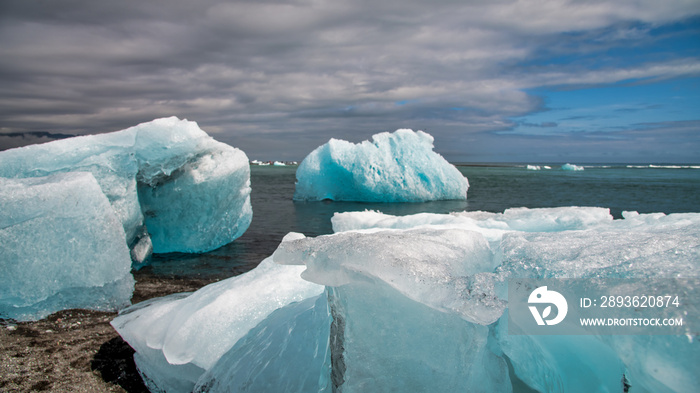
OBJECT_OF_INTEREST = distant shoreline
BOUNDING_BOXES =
[453,162,700,168]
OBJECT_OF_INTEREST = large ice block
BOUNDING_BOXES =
[293,207,700,392]
[293,129,469,202]
[112,207,700,392]
[0,172,134,321]
[273,228,503,325]
[111,250,324,393]
[0,117,252,259]
[322,282,510,393]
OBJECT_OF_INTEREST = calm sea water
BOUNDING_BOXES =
[145,164,700,278]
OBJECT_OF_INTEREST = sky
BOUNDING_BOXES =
[0,0,699,163]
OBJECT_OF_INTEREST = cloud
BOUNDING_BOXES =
[0,131,77,151]
[0,0,698,160]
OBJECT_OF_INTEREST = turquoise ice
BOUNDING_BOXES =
[0,173,134,321]
[0,117,252,320]
[111,247,325,393]
[0,117,252,261]
[111,207,699,392]
[294,129,469,202]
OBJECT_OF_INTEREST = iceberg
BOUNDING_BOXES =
[561,163,584,171]
[0,172,134,321]
[293,129,468,202]
[113,207,699,392]
[0,117,252,260]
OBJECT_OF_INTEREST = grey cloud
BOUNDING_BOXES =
[0,131,77,151]
[0,0,698,159]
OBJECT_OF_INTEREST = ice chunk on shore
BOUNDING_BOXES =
[113,207,700,392]
[324,282,510,393]
[273,229,510,392]
[194,294,332,393]
[498,211,700,279]
[0,117,252,258]
[111,250,324,392]
[293,129,468,202]
[495,321,627,393]
[273,229,503,325]
[299,208,699,392]
[0,173,134,321]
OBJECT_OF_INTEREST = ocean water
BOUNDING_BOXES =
[144,164,700,278]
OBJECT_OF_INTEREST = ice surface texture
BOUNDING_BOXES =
[0,117,251,320]
[111,247,326,393]
[293,129,468,202]
[0,173,134,321]
[0,116,252,259]
[113,207,699,392]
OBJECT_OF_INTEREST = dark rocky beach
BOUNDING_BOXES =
[0,271,219,393]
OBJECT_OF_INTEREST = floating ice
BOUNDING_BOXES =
[293,129,468,202]
[561,163,584,171]
[0,172,134,321]
[114,207,700,392]
[0,117,252,260]
[330,206,613,247]
[526,165,541,170]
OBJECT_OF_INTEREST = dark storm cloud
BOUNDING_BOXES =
[1,0,699,160]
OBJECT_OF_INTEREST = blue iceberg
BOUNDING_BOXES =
[0,172,134,321]
[0,117,252,260]
[112,207,699,392]
[293,129,469,202]
[561,163,584,171]
[0,117,252,320]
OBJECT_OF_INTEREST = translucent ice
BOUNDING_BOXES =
[303,207,699,392]
[332,206,612,233]
[114,207,700,392]
[272,228,511,392]
[495,319,627,393]
[0,172,134,321]
[0,117,252,259]
[193,294,332,393]
[323,282,510,393]
[498,210,700,279]
[111,247,324,393]
[273,229,504,326]
[293,129,468,202]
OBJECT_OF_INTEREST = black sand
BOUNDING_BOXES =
[0,272,218,393]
